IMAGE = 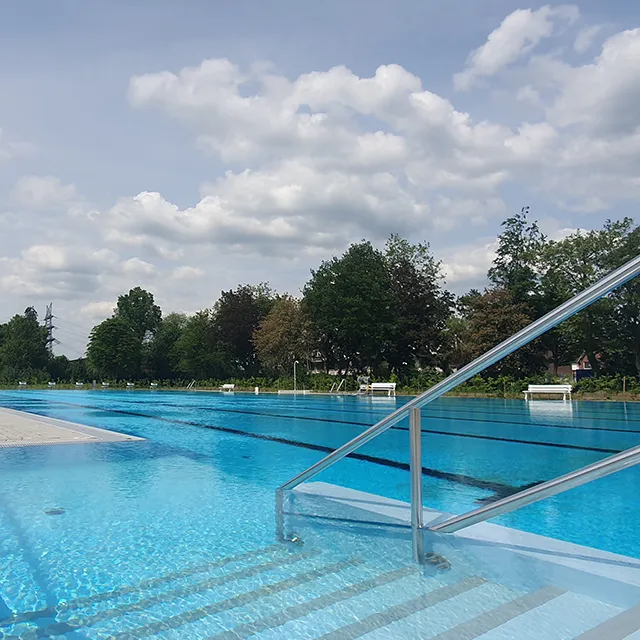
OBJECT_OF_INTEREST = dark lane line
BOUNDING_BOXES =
[80,395,640,433]
[1,399,538,498]
[1,398,624,454]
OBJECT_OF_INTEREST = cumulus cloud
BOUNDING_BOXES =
[11,176,77,209]
[441,241,498,288]
[122,58,572,258]
[454,5,580,90]
[171,266,205,280]
[574,25,602,54]
[81,301,115,319]
[548,29,640,135]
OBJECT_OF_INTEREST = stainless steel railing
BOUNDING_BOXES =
[430,443,640,533]
[276,254,640,548]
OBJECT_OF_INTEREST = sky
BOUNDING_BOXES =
[0,0,639,358]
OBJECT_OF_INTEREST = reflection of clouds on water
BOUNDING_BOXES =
[526,400,573,424]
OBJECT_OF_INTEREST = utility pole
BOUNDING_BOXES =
[44,303,55,355]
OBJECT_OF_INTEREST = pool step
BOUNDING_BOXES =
[8,542,640,639]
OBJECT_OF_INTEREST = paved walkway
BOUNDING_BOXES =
[0,407,143,447]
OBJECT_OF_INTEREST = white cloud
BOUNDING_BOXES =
[172,266,205,280]
[122,57,575,259]
[548,29,640,135]
[574,25,602,54]
[122,257,157,277]
[440,240,498,288]
[432,196,507,230]
[454,5,580,90]
[11,176,78,209]
[516,85,542,105]
[81,301,115,319]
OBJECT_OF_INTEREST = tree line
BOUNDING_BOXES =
[0,212,638,386]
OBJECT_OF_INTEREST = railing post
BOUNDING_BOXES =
[275,488,285,542]
[410,407,425,563]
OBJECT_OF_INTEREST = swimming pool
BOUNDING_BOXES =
[0,390,638,638]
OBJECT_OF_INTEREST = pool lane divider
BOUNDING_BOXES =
[4,400,543,501]
[12,398,623,455]
[72,394,640,427]
[8,398,640,438]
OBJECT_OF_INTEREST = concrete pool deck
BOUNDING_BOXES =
[0,407,142,447]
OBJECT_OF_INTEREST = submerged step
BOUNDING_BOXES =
[470,591,624,640]
[575,602,640,640]
[91,555,365,639]
[206,564,419,640]
[50,549,328,637]
[356,581,522,640]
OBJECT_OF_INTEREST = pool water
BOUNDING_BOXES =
[0,390,638,638]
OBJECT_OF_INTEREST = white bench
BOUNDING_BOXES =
[102,382,110,388]
[524,384,572,401]
[48,381,56,387]
[126,382,135,388]
[370,382,397,397]
[220,384,235,392]
[75,382,84,388]
[150,382,158,388]
[18,381,27,387]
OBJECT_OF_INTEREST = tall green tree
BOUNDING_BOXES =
[303,241,393,373]
[145,313,187,380]
[87,317,140,379]
[253,296,315,374]
[440,315,474,374]
[174,310,229,380]
[600,221,640,377]
[213,284,275,376]
[488,207,546,306]
[542,219,635,376]
[383,234,452,375]
[0,308,50,381]
[465,288,547,378]
[115,287,162,342]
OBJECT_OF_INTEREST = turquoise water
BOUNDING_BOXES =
[0,390,638,637]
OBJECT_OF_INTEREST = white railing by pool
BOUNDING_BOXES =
[276,254,640,561]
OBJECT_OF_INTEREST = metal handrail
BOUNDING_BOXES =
[430,443,640,533]
[279,254,640,494]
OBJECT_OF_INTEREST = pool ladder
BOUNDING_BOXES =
[276,255,640,563]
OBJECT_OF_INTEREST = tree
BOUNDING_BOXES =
[465,288,547,378]
[48,355,71,382]
[145,313,187,380]
[542,219,635,376]
[383,235,452,375]
[488,207,546,307]
[115,287,162,342]
[253,296,315,374]
[174,310,229,380]
[213,284,275,376]
[0,308,50,381]
[600,221,640,377]
[303,241,394,373]
[87,317,141,379]
[440,316,474,374]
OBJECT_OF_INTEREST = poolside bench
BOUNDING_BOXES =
[75,382,84,388]
[126,382,135,388]
[220,384,235,392]
[102,382,110,388]
[524,384,572,401]
[369,382,396,397]
[18,381,27,387]
[150,382,158,388]
[48,382,56,387]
